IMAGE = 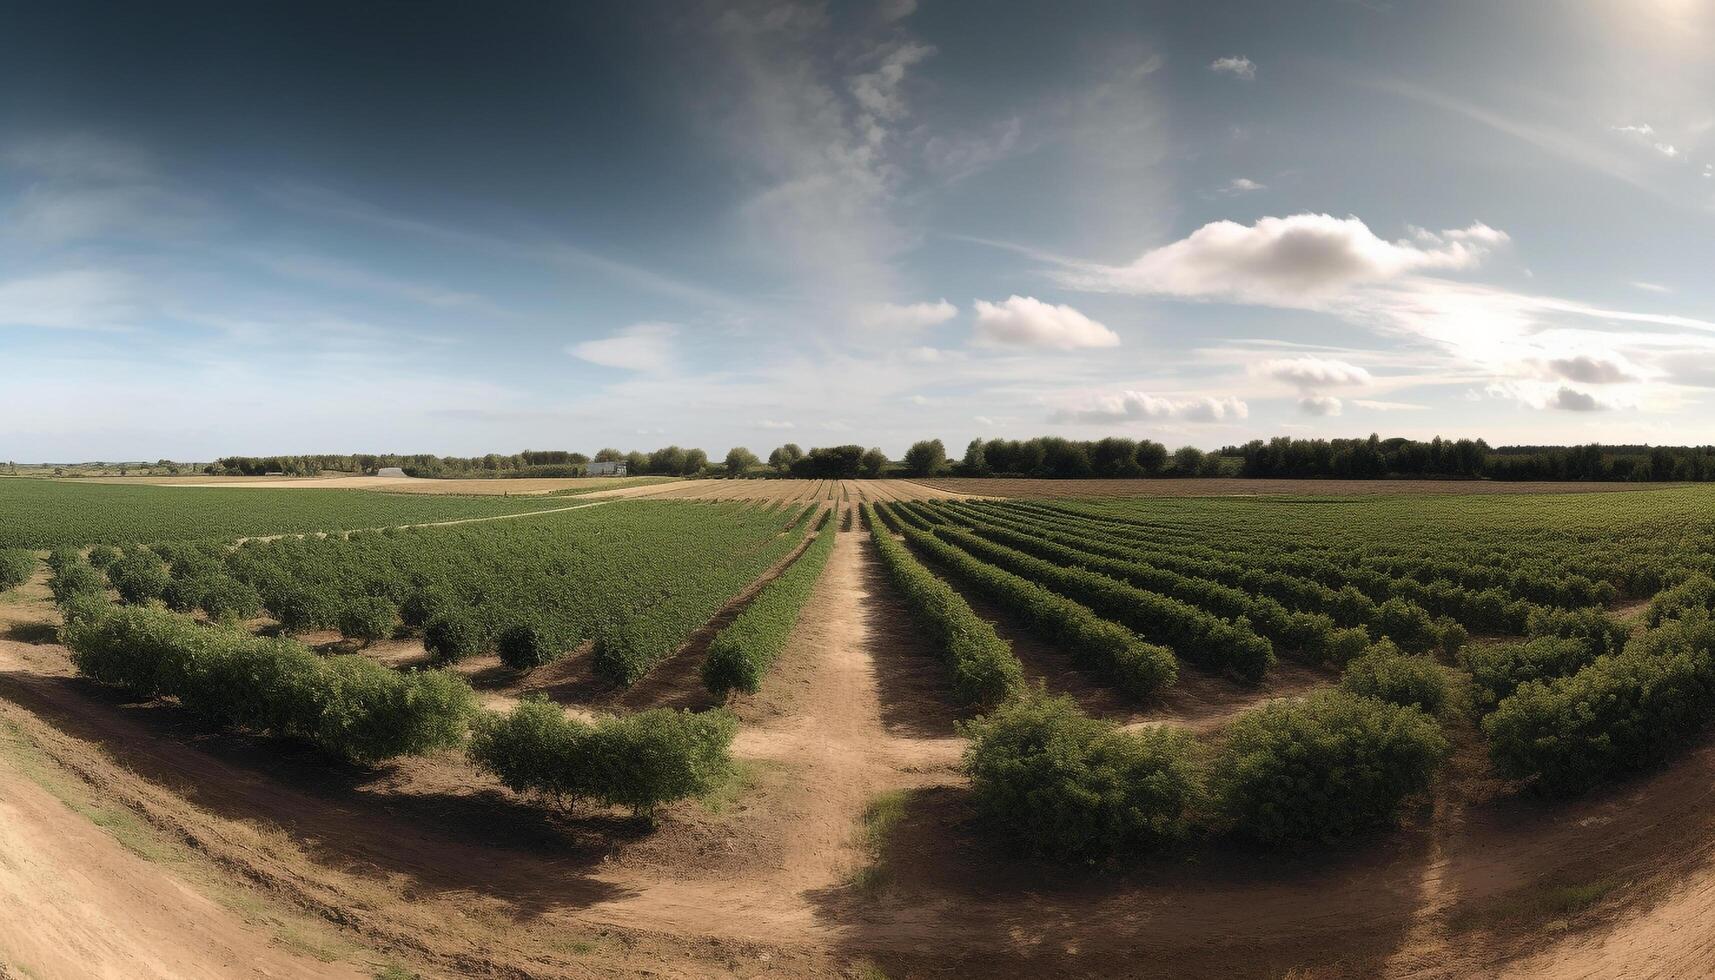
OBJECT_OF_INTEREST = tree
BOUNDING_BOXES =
[682,448,708,475]
[724,447,760,477]
[1090,437,1141,477]
[902,439,948,477]
[861,447,888,478]
[960,438,990,475]
[1171,446,1205,476]
[1135,439,1169,475]
[594,447,623,462]
[768,443,804,475]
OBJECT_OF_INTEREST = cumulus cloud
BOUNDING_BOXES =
[1298,395,1343,416]
[1220,177,1265,195]
[1050,391,1248,424]
[1352,399,1430,412]
[1631,280,1671,293]
[1209,55,1256,80]
[1542,353,1641,385]
[972,295,1120,349]
[856,299,957,330]
[567,322,677,372]
[1253,355,1372,388]
[1551,386,1606,411]
[1062,214,1506,302]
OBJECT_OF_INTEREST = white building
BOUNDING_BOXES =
[586,460,627,476]
[376,466,407,477]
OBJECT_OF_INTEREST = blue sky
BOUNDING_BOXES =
[4,0,1714,461]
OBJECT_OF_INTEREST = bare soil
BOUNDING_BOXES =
[914,477,1687,498]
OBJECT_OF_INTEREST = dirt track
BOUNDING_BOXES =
[4,516,1715,977]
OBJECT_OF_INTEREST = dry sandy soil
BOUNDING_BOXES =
[3,508,1715,978]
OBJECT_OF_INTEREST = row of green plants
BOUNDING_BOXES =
[0,548,33,593]
[862,504,1023,708]
[702,511,837,696]
[56,584,734,814]
[883,503,1275,682]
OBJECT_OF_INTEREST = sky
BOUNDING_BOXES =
[4,0,1715,461]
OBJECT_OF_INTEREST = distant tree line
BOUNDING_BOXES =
[193,435,1715,483]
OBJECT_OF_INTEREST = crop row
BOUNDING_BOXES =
[703,510,838,695]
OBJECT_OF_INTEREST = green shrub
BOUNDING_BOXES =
[1372,598,1441,653]
[1340,641,1451,715]
[496,621,562,670]
[201,577,263,623]
[704,524,838,695]
[960,690,1200,860]
[1213,689,1447,844]
[1323,626,1372,666]
[400,584,450,629]
[338,595,398,646]
[1483,618,1715,795]
[63,604,476,764]
[862,506,1023,708]
[85,544,121,569]
[107,550,169,605]
[1648,573,1715,627]
[49,560,107,607]
[0,548,35,592]
[423,608,485,662]
[161,576,208,613]
[469,697,737,816]
[1460,636,1599,714]
[1525,606,1630,658]
[269,586,337,634]
[45,547,81,575]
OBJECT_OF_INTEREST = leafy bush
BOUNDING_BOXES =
[338,595,398,646]
[1648,573,1715,627]
[201,577,263,623]
[1460,636,1599,714]
[49,560,108,607]
[1525,606,1630,658]
[0,549,35,592]
[496,621,561,670]
[960,690,1200,860]
[423,608,486,662]
[400,584,450,629]
[1483,618,1715,795]
[1212,689,1448,844]
[862,505,1023,708]
[1340,640,1451,715]
[1372,598,1440,653]
[704,519,838,695]
[269,585,338,634]
[1323,626,1372,666]
[85,544,121,569]
[107,550,169,605]
[161,576,208,613]
[45,547,81,575]
[63,604,476,764]
[469,697,737,815]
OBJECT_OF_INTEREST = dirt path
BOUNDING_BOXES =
[0,747,365,980]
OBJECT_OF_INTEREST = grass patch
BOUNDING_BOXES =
[850,789,910,894]
[1452,876,1624,932]
[373,966,418,980]
[698,759,765,815]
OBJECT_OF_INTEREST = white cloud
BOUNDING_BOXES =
[1631,280,1671,293]
[1209,56,1256,81]
[972,295,1120,349]
[1253,355,1373,388]
[1551,386,1607,411]
[1062,213,1505,303]
[1612,123,1656,136]
[1352,399,1430,412]
[1299,395,1343,416]
[856,299,957,330]
[1541,353,1642,384]
[568,322,678,372]
[1220,177,1265,194]
[1050,391,1248,424]
[900,345,966,363]
[0,269,137,329]
[755,419,796,429]
[850,41,936,123]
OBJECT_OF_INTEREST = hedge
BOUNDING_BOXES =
[1460,636,1600,714]
[49,559,107,607]
[703,514,838,696]
[1339,640,1452,716]
[1212,689,1448,844]
[862,505,1023,709]
[897,522,1177,699]
[107,550,169,605]
[468,696,737,816]
[424,608,488,663]
[0,549,35,593]
[1524,606,1631,658]
[1483,618,1715,795]
[497,621,566,670]
[338,595,399,646]
[64,604,476,764]
[1648,573,1715,627]
[960,689,1200,860]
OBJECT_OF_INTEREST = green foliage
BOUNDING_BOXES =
[423,608,486,663]
[496,621,562,670]
[1213,689,1448,844]
[49,559,107,606]
[960,689,1200,860]
[703,519,838,695]
[1340,640,1452,715]
[1461,636,1600,714]
[269,585,338,634]
[63,604,476,764]
[85,544,121,569]
[468,697,737,816]
[201,577,262,622]
[338,595,398,646]
[862,505,1023,709]
[0,548,35,592]
[107,550,169,605]
[1648,572,1715,627]
[1483,618,1715,795]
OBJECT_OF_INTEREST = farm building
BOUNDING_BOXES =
[375,466,407,477]
[586,460,627,476]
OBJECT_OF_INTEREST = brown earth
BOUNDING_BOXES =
[4,516,1715,977]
